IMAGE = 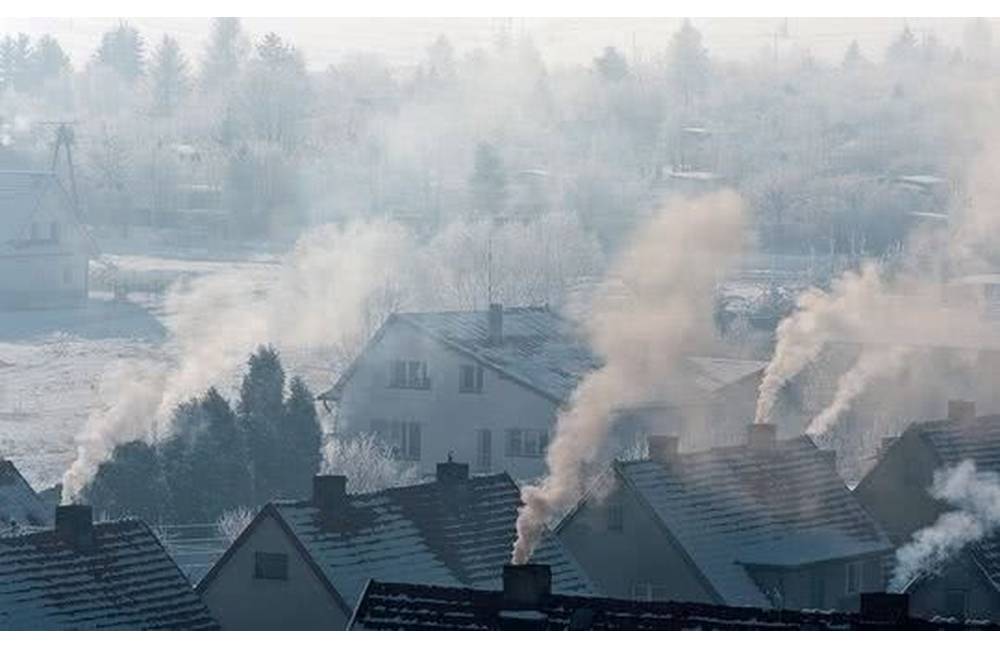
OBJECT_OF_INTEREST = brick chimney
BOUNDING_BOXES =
[312,475,348,513]
[436,457,470,484]
[647,435,679,464]
[488,303,504,346]
[747,423,777,448]
[55,504,94,551]
[503,564,551,606]
[948,400,976,425]
[859,592,910,623]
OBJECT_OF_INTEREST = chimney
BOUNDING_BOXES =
[948,400,976,425]
[436,457,470,484]
[312,475,348,513]
[55,504,94,551]
[747,423,777,449]
[859,592,910,623]
[503,564,552,606]
[488,303,504,346]
[647,435,679,464]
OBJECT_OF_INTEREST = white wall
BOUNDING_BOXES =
[199,512,348,630]
[336,321,559,481]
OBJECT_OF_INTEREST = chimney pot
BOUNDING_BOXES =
[647,435,680,464]
[488,303,504,346]
[747,423,777,448]
[436,459,470,483]
[312,475,347,512]
[948,400,976,425]
[859,592,910,622]
[503,564,552,606]
[55,504,94,551]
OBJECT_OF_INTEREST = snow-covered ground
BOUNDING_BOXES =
[0,253,333,493]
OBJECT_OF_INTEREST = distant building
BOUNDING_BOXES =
[320,304,767,480]
[855,400,1000,621]
[196,460,591,630]
[556,427,893,611]
[349,564,990,630]
[0,170,97,309]
[0,458,51,532]
[0,504,216,630]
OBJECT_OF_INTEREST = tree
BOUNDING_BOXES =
[190,387,253,518]
[238,345,287,502]
[842,40,867,70]
[0,33,32,92]
[200,17,249,92]
[594,46,629,82]
[29,34,70,83]
[150,35,190,117]
[425,34,456,82]
[240,32,311,148]
[320,433,420,494]
[82,440,169,522]
[668,19,709,108]
[963,18,993,67]
[886,25,918,66]
[282,376,323,499]
[469,142,507,216]
[94,21,146,83]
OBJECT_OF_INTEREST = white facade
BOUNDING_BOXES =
[333,322,557,481]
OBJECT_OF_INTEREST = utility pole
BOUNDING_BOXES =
[44,121,81,217]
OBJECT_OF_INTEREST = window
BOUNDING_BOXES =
[49,221,60,242]
[606,498,624,532]
[254,551,288,580]
[846,561,862,595]
[459,364,484,393]
[476,429,492,471]
[632,583,671,602]
[388,359,430,389]
[944,590,968,620]
[369,419,422,460]
[505,428,549,458]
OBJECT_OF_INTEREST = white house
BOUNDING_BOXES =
[0,170,96,309]
[320,304,767,481]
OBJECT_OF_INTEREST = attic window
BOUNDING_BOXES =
[459,364,484,393]
[254,551,288,581]
[945,590,968,620]
[389,360,430,390]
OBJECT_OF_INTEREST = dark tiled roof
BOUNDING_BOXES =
[349,581,992,630]
[615,436,892,606]
[269,472,591,609]
[0,459,51,530]
[0,519,217,630]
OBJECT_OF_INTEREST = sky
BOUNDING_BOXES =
[0,17,987,70]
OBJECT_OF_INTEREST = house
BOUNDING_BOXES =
[348,563,992,630]
[855,400,1000,621]
[320,303,768,480]
[196,460,591,630]
[0,170,97,309]
[0,504,216,630]
[555,426,893,611]
[0,458,51,532]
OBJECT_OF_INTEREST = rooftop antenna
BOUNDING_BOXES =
[42,121,81,216]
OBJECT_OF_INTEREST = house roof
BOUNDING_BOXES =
[319,306,766,405]
[0,518,217,630]
[0,459,51,530]
[348,580,991,630]
[0,170,98,257]
[610,436,893,607]
[201,471,592,616]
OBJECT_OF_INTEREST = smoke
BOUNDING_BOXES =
[805,345,912,438]
[512,190,746,563]
[62,220,417,502]
[889,460,1000,592]
[754,263,885,424]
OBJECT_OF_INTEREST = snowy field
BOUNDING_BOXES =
[0,253,333,493]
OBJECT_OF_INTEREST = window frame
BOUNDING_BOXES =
[388,359,430,390]
[505,428,549,458]
[845,560,862,595]
[459,364,484,394]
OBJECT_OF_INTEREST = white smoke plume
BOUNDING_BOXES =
[754,263,885,424]
[512,190,747,564]
[805,345,912,438]
[889,460,1000,592]
[62,220,417,502]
